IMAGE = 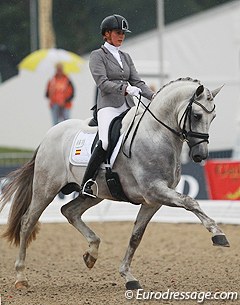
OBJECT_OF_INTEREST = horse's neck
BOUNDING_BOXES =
[137,86,194,155]
[151,86,193,121]
[118,83,197,177]
[121,102,184,162]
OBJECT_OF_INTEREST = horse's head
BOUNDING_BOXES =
[135,78,223,164]
[179,84,222,163]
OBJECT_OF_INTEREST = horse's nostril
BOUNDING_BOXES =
[193,155,203,163]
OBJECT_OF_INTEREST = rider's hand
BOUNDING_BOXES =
[126,85,142,97]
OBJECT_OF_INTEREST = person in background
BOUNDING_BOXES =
[46,62,74,125]
[81,14,155,196]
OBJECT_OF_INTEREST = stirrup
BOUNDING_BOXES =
[82,179,99,198]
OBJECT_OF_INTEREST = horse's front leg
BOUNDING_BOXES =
[148,184,229,247]
[181,194,230,247]
[119,203,161,290]
[61,195,102,269]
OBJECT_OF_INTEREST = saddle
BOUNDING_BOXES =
[89,108,132,202]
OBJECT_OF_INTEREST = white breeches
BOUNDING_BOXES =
[97,103,129,150]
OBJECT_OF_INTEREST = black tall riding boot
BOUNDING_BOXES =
[81,140,107,197]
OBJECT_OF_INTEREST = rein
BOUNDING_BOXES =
[122,92,215,158]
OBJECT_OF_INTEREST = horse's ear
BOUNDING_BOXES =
[195,85,204,97]
[211,84,224,98]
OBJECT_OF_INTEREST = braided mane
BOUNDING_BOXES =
[156,77,202,95]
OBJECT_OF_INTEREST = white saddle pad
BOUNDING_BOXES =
[69,130,123,167]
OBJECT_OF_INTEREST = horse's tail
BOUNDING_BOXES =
[0,147,40,246]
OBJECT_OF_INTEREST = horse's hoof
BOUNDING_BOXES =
[126,280,142,290]
[15,280,29,289]
[83,251,97,269]
[212,235,230,247]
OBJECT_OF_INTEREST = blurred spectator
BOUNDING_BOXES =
[45,62,74,125]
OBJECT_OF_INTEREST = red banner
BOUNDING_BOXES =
[204,160,240,200]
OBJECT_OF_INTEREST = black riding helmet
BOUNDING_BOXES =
[100,14,131,35]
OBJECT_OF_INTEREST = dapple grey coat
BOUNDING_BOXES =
[89,46,154,110]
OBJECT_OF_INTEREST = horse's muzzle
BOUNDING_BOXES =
[190,145,208,163]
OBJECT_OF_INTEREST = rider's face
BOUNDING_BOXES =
[105,30,125,47]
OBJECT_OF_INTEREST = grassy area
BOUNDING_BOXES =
[0,147,34,153]
[0,147,34,166]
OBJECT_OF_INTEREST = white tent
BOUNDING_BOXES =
[0,1,240,151]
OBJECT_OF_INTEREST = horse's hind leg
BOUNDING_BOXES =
[119,204,161,290]
[61,196,102,269]
[15,194,54,289]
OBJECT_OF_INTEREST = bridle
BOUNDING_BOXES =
[177,94,215,149]
[122,91,215,158]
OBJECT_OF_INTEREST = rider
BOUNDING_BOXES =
[81,14,155,197]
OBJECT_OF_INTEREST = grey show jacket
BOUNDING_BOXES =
[89,46,154,110]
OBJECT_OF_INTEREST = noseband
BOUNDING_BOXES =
[122,92,215,158]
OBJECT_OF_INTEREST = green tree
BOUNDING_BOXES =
[52,0,235,55]
[0,0,235,64]
[52,0,157,54]
[0,0,30,62]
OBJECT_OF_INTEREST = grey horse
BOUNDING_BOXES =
[0,77,229,290]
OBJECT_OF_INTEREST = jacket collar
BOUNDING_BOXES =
[101,45,124,69]
[104,41,120,53]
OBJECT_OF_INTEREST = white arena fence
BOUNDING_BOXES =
[0,193,240,225]
[0,153,239,225]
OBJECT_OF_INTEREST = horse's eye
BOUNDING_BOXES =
[193,113,202,121]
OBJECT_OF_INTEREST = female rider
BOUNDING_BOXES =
[81,14,155,196]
